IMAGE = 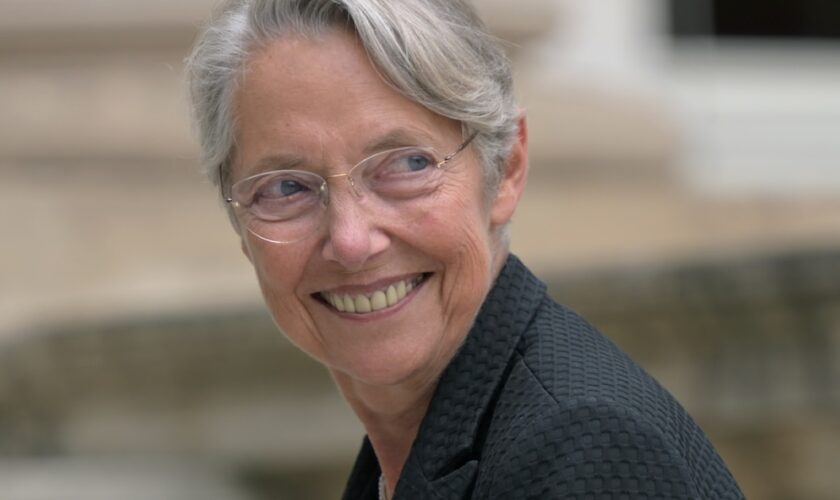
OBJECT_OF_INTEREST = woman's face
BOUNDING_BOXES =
[231,29,526,388]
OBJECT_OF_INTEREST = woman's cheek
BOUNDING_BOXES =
[245,240,320,344]
[259,275,325,360]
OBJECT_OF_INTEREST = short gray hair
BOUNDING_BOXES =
[186,0,519,195]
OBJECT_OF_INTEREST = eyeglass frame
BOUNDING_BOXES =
[219,132,478,240]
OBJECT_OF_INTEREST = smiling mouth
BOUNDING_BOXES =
[318,273,430,314]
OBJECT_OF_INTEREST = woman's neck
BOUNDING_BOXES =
[331,370,439,497]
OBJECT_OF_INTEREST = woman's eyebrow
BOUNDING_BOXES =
[244,128,436,177]
[362,128,434,155]
[245,153,306,177]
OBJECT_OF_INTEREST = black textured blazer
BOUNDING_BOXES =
[342,255,744,499]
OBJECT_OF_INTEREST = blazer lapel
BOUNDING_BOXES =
[342,437,380,500]
[394,255,546,499]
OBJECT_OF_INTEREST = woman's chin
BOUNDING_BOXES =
[333,347,436,389]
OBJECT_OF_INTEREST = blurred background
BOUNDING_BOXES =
[2,0,840,498]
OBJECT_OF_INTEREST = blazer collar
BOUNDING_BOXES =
[394,254,546,499]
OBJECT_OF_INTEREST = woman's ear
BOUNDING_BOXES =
[490,112,529,227]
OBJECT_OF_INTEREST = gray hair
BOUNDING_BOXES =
[186,0,519,196]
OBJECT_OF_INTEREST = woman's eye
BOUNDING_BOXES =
[387,151,434,173]
[261,179,308,199]
[405,154,431,172]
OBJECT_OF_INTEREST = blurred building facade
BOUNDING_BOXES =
[2,0,840,498]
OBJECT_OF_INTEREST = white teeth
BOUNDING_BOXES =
[371,291,388,311]
[354,295,372,313]
[386,285,398,306]
[322,275,424,314]
[343,295,355,313]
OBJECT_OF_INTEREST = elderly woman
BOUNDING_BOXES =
[187,1,743,498]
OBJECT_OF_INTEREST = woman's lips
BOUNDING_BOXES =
[319,274,428,314]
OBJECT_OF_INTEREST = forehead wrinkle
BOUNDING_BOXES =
[239,126,336,179]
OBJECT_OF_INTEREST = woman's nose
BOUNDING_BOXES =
[320,189,390,271]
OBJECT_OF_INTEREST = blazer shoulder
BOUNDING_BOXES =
[516,297,694,416]
[478,387,711,499]
[475,297,743,499]
[476,361,744,499]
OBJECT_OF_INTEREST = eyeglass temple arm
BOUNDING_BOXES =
[438,132,478,168]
